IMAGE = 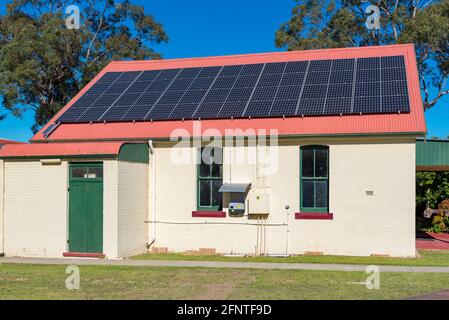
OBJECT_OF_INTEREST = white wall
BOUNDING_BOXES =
[2,159,122,258]
[0,137,416,259]
[3,160,68,257]
[150,138,416,257]
[0,159,4,254]
[103,160,119,258]
[117,160,148,257]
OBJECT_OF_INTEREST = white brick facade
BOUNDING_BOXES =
[0,136,416,258]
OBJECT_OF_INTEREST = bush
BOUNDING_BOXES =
[416,172,449,209]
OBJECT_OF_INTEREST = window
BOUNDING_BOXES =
[300,146,329,212]
[197,147,223,211]
[70,164,103,179]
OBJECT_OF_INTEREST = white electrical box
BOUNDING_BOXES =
[248,193,270,214]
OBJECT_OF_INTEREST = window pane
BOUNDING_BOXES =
[88,167,103,179]
[71,167,88,178]
[302,149,314,177]
[199,147,213,177]
[201,147,213,165]
[199,162,211,178]
[315,181,328,208]
[211,180,222,207]
[302,181,314,208]
[211,163,222,178]
[315,149,328,177]
[211,148,223,177]
[199,180,211,207]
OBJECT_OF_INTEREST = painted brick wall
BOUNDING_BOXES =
[103,160,119,258]
[3,160,68,257]
[117,160,148,257]
[0,160,4,254]
[150,138,416,257]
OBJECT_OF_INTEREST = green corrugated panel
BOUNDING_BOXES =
[416,140,449,166]
[118,143,149,164]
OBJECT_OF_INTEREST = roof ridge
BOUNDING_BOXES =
[108,44,415,66]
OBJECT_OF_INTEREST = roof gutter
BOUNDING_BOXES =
[29,131,426,144]
[0,154,118,160]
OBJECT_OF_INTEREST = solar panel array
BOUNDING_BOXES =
[57,55,410,123]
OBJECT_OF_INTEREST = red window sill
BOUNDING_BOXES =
[192,211,226,218]
[295,212,333,220]
[63,252,105,258]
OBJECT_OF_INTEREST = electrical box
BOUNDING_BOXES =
[229,202,245,215]
[248,193,270,215]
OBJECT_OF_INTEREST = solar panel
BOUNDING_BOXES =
[259,74,283,86]
[122,105,153,121]
[270,100,297,116]
[97,72,122,82]
[218,101,246,118]
[169,103,198,119]
[42,122,60,138]
[194,102,223,119]
[100,106,133,121]
[263,62,286,74]
[252,86,278,101]
[204,89,231,103]
[57,55,411,123]
[244,100,273,117]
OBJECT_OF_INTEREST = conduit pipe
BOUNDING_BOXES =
[147,140,156,250]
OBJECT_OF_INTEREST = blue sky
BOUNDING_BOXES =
[0,0,448,141]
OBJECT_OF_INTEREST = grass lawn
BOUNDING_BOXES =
[0,263,448,300]
[132,250,449,267]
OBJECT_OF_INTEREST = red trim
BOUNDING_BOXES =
[192,211,226,218]
[0,141,129,158]
[63,252,105,258]
[0,139,24,145]
[295,212,334,220]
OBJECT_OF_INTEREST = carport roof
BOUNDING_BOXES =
[0,141,138,159]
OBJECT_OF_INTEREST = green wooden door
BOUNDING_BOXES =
[69,163,104,253]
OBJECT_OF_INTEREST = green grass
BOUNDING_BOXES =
[0,263,448,300]
[131,250,449,267]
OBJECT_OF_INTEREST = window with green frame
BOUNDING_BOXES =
[300,146,329,212]
[197,147,223,211]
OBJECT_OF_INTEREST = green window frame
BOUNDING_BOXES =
[197,147,223,211]
[300,146,329,212]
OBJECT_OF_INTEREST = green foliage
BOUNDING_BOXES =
[0,0,168,132]
[276,0,449,110]
[416,171,449,209]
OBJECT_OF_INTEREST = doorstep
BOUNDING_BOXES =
[63,252,105,258]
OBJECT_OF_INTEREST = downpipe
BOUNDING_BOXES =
[146,140,156,251]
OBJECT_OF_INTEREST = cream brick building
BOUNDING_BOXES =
[0,45,426,258]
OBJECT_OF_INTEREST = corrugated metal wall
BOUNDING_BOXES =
[416,139,449,170]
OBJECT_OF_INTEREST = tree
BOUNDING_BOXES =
[275,0,449,110]
[0,0,168,132]
[416,171,449,209]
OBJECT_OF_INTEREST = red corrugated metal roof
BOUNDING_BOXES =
[32,44,426,142]
[0,141,131,158]
[0,139,24,145]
